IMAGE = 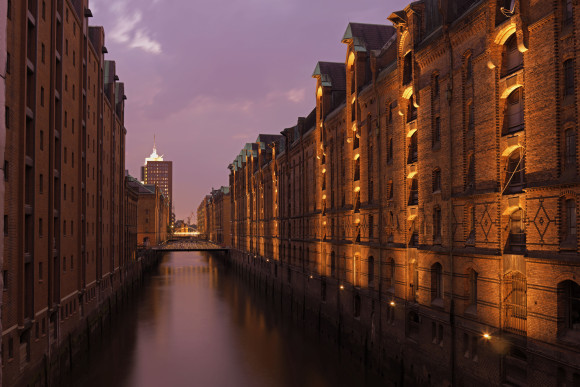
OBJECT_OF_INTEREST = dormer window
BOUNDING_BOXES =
[502,34,523,77]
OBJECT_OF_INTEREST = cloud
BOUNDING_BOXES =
[286,88,305,103]
[131,29,162,54]
[105,2,162,54]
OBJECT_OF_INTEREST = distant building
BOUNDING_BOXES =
[142,139,173,223]
[127,177,170,247]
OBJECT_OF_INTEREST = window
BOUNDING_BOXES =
[564,60,575,97]
[408,131,418,164]
[505,150,524,191]
[504,271,527,333]
[433,169,441,192]
[467,205,476,244]
[388,180,394,200]
[3,160,7,181]
[504,87,525,133]
[468,101,475,131]
[387,138,393,163]
[7,0,11,20]
[5,106,9,129]
[508,209,526,252]
[433,207,442,243]
[557,280,580,338]
[562,199,577,247]
[466,55,473,80]
[407,96,417,123]
[502,34,523,76]
[409,178,418,205]
[433,73,440,97]
[467,269,478,312]
[565,129,577,165]
[403,52,412,85]
[563,0,573,25]
[4,215,7,236]
[433,116,441,147]
[467,153,475,190]
[431,263,443,302]
[354,294,361,318]
[42,1,46,19]
[368,215,374,239]
[353,157,360,181]
[388,101,397,124]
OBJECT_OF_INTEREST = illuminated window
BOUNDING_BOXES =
[504,87,525,134]
[502,34,523,77]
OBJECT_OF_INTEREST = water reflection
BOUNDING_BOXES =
[71,252,384,387]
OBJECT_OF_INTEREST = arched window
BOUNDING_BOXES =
[354,191,360,213]
[504,271,527,333]
[409,178,418,206]
[465,54,473,80]
[565,129,577,166]
[504,87,525,134]
[368,256,375,287]
[387,138,393,163]
[557,280,580,338]
[502,34,523,77]
[505,149,525,192]
[407,95,417,123]
[408,131,418,164]
[353,157,360,181]
[403,52,412,85]
[431,262,443,301]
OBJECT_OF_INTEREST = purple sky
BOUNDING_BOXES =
[90,0,409,221]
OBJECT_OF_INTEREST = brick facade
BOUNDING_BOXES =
[204,1,580,385]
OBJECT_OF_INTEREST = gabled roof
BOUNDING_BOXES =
[312,62,346,91]
[256,134,284,149]
[342,23,396,52]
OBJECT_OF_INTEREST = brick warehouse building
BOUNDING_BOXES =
[199,0,580,385]
[2,0,134,385]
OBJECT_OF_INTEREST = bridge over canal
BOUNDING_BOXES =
[153,239,229,252]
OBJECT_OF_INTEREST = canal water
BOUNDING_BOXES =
[68,251,385,387]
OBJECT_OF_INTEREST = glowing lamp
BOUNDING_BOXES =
[340,285,345,290]
[390,301,396,307]
[483,333,491,340]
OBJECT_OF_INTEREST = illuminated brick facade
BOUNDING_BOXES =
[205,1,580,385]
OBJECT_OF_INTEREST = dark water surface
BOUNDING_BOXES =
[69,252,384,387]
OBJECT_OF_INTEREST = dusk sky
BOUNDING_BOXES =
[90,0,409,221]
